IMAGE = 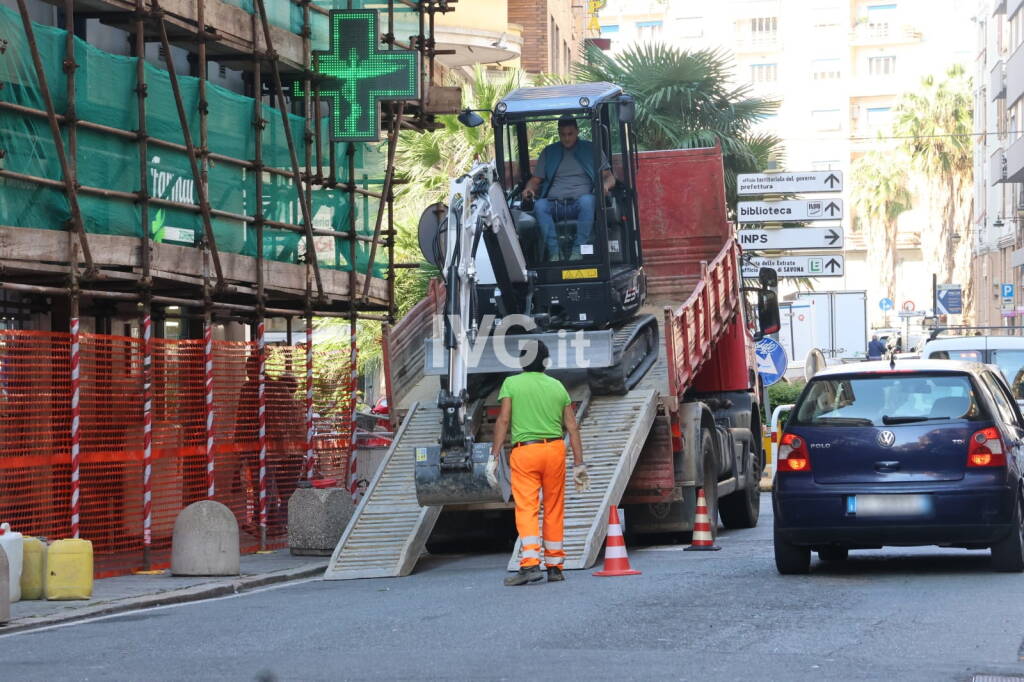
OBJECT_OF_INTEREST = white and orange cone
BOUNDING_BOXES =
[593,506,641,577]
[685,487,721,551]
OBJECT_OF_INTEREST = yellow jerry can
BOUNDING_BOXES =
[45,538,93,601]
[20,537,46,601]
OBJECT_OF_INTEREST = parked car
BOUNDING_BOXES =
[921,331,1024,404]
[773,359,1024,574]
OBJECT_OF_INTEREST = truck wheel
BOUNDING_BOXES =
[699,429,719,542]
[719,440,761,529]
[774,526,810,575]
[991,493,1024,573]
[817,547,848,561]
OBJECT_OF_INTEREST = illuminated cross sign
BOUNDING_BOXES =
[294,10,419,142]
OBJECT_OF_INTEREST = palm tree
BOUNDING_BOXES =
[573,42,782,208]
[892,65,974,320]
[851,147,912,316]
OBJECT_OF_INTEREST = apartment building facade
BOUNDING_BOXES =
[598,0,974,328]
[975,0,1024,326]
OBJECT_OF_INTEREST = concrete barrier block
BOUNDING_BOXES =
[0,546,9,624]
[288,487,355,556]
[171,500,240,576]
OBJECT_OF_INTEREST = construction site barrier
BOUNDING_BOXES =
[0,329,355,576]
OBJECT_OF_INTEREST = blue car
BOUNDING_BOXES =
[773,360,1024,574]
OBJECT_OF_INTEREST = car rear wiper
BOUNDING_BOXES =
[881,415,951,425]
[811,417,874,426]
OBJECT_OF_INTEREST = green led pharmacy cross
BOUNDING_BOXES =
[295,10,419,142]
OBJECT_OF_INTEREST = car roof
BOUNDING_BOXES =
[495,82,623,118]
[922,336,1024,352]
[811,359,990,379]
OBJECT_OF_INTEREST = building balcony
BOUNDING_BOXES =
[1011,0,1024,18]
[434,4,522,68]
[993,60,1007,101]
[1008,41,1024,105]
[995,0,1007,14]
[849,22,922,46]
[991,148,1008,185]
[1005,136,1024,182]
[734,34,780,53]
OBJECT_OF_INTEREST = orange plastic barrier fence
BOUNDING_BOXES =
[0,330,355,576]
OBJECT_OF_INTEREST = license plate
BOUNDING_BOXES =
[846,494,932,517]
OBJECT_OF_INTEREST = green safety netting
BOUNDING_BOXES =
[0,2,396,278]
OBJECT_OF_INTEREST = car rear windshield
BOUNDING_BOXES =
[790,372,990,427]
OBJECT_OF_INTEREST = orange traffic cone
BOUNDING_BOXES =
[593,506,641,577]
[685,487,721,551]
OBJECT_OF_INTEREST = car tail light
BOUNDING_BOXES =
[777,433,811,472]
[967,427,1007,467]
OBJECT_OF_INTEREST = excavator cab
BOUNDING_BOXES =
[487,82,646,332]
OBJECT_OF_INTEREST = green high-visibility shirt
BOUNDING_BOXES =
[498,371,571,444]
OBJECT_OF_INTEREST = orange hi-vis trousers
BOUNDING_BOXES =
[510,440,566,568]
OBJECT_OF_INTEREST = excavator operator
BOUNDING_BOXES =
[522,117,616,262]
[487,339,590,586]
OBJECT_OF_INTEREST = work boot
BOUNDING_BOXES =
[504,565,544,586]
[546,566,565,582]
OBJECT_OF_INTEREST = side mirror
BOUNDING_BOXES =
[457,109,486,128]
[757,289,781,339]
[758,266,778,289]
[618,96,636,123]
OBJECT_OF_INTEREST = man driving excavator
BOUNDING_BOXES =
[522,117,617,262]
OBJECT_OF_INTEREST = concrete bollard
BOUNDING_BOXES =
[171,500,240,576]
[0,545,9,625]
[288,487,355,556]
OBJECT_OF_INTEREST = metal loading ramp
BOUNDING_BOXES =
[506,389,659,571]
[324,403,442,580]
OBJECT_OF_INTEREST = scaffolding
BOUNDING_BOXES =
[0,0,456,568]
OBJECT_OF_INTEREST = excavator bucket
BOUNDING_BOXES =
[414,442,510,506]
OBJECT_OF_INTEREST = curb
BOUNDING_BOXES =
[0,562,327,636]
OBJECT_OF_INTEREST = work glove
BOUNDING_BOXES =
[485,454,499,489]
[573,463,591,493]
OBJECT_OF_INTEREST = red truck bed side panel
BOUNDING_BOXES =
[636,147,731,304]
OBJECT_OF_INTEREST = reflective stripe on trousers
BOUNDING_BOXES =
[511,440,566,568]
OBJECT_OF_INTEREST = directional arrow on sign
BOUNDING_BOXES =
[738,226,845,251]
[824,201,841,217]
[742,255,846,278]
[824,173,841,189]
[737,170,844,195]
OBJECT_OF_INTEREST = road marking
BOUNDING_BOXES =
[0,577,321,639]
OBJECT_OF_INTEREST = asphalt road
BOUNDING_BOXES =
[5,498,1024,682]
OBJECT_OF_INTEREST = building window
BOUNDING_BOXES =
[1010,98,1024,142]
[636,20,663,40]
[868,55,896,76]
[750,63,778,83]
[864,3,897,38]
[811,109,842,131]
[866,106,893,129]
[811,58,841,80]
[677,16,703,38]
[998,97,1008,140]
[1010,10,1023,53]
[749,16,778,44]
[601,24,620,34]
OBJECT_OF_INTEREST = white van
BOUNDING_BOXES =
[920,331,1024,401]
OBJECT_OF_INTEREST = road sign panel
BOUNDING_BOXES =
[879,298,894,311]
[1002,283,1015,300]
[742,255,845,278]
[755,337,788,387]
[898,311,926,318]
[935,284,963,315]
[737,199,843,223]
[738,226,844,250]
[737,170,843,195]
[901,300,915,312]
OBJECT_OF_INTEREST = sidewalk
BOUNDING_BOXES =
[3,550,328,635]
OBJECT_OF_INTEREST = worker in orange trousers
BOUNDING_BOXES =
[489,340,590,586]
